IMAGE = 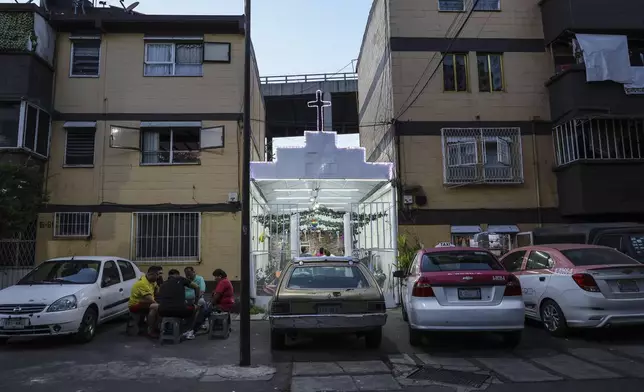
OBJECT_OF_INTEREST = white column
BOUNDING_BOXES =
[290,213,300,259]
[323,91,333,132]
[343,212,352,257]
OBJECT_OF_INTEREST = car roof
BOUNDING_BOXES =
[46,256,129,262]
[513,243,610,252]
[294,256,356,262]
[421,247,490,254]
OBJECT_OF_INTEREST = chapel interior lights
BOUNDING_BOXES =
[276,196,353,201]
[273,188,361,192]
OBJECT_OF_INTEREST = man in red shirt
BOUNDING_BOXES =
[183,269,235,340]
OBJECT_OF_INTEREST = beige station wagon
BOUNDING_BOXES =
[267,256,388,350]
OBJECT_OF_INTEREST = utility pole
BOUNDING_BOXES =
[239,0,252,367]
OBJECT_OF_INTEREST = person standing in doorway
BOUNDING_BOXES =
[316,247,325,256]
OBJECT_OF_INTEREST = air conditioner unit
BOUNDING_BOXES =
[228,192,238,203]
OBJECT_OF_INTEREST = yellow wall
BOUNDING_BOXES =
[37,32,265,277]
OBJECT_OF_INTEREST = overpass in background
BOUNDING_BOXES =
[261,72,358,160]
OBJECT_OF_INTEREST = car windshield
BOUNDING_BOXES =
[18,260,101,285]
[561,248,640,266]
[421,251,503,272]
[287,265,370,289]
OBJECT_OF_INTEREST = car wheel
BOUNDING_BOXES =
[540,299,569,337]
[270,329,286,350]
[74,307,98,344]
[500,331,522,349]
[408,325,422,347]
[401,305,408,322]
[365,327,382,349]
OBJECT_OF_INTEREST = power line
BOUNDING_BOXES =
[394,0,483,121]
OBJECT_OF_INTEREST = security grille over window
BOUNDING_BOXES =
[441,128,523,185]
[134,212,200,263]
[54,212,92,238]
[0,221,36,289]
[438,0,500,11]
[554,118,644,166]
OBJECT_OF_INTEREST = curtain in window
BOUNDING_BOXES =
[145,43,173,76]
[142,131,160,163]
[175,44,203,76]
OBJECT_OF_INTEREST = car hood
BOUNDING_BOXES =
[0,284,86,305]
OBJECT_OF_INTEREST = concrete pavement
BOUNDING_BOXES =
[1,309,644,391]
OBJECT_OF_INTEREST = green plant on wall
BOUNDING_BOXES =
[396,233,422,273]
[0,12,36,52]
[0,162,49,239]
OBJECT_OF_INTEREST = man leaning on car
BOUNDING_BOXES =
[128,266,159,335]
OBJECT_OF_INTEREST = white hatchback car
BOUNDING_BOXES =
[0,256,142,343]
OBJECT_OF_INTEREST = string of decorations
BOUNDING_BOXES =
[253,206,387,236]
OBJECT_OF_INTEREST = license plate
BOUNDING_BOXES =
[617,280,640,293]
[318,305,340,314]
[1,318,28,330]
[458,288,482,300]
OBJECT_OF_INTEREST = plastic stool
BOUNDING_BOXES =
[159,317,182,344]
[208,312,230,340]
[125,312,146,336]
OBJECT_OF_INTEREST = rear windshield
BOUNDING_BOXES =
[287,265,370,289]
[561,248,640,266]
[421,251,503,272]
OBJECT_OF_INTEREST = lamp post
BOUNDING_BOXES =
[239,0,252,367]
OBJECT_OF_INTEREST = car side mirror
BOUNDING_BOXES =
[393,270,406,279]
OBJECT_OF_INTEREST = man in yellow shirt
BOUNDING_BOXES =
[129,266,160,335]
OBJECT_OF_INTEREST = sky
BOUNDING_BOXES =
[7,0,373,76]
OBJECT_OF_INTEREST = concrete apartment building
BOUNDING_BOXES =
[358,0,644,248]
[0,1,264,289]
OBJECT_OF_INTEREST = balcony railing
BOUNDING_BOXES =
[261,72,357,85]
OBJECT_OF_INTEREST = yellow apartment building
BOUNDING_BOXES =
[0,3,264,289]
[357,0,644,250]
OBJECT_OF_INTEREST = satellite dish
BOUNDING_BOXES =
[125,2,139,12]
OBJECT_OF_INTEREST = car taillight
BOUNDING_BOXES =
[270,301,290,314]
[504,274,522,296]
[412,277,435,297]
[572,273,600,292]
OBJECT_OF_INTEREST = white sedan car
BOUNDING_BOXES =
[395,247,525,348]
[500,244,644,336]
[0,256,142,343]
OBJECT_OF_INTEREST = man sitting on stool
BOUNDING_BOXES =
[157,269,201,336]
[183,269,235,340]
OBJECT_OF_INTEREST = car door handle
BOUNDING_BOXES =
[539,277,546,282]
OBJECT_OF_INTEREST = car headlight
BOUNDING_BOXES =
[47,295,78,312]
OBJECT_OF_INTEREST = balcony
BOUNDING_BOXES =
[545,65,644,124]
[540,0,644,44]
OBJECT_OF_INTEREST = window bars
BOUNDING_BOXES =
[134,212,200,262]
[54,212,92,238]
[441,127,524,185]
[554,118,644,166]
[0,221,37,268]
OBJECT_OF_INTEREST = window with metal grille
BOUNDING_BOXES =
[70,40,100,77]
[438,0,500,11]
[441,128,523,184]
[65,128,96,166]
[134,212,200,262]
[476,53,504,92]
[553,118,644,166]
[54,212,92,238]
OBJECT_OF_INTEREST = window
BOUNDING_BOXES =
[117,260,137,281]
[101,260,122,287]
[596,235,624,252]
[561,248,639,267]
[477,53,504,92]
[0,101,50,157]
[135,212,200,262]
[502,250,526,272]
[70,39,100,77]
[287,265,370,289]
[54,212,92,238]
[441,127,523,184]
[443,53,468,92]
[0,101,21,148]
[144,42,203,76]
[525,251,554,270]
[421,251,503,272]
[141,127,200,164]
[65,126,96,166]
[204,42,231,63]
[18,259,101,285]
[438,0,500,11]
[452,234,475,247]
[553,118,644,166]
